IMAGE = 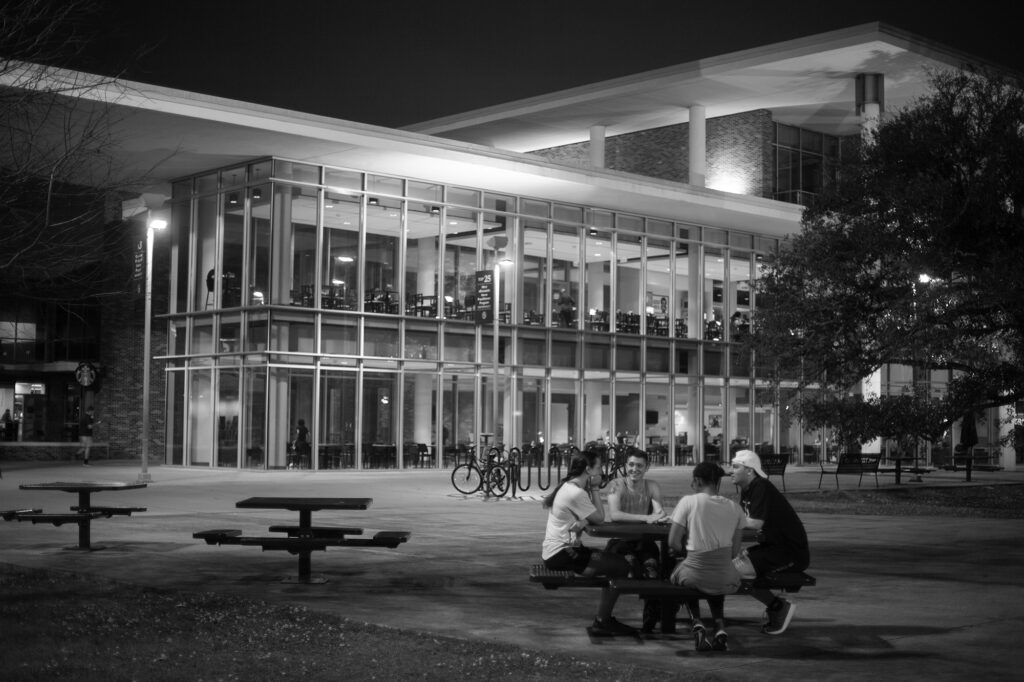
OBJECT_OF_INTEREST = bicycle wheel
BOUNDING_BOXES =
[486,465,510,497]
[451,464,482,494]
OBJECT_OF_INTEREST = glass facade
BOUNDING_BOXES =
[773,123,841,205]
[163,157,825,470]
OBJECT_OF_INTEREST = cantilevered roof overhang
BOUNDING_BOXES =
[2,63,801,237]
[405,23,990,152]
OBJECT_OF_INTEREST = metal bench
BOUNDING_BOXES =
[818,454,879,489]
[528,564,610,590]
[610,571,816,599]
[71,505,147,517]
[333,530,411,548]
[11,511,104,526]
[1,508,41,521]
[268,525,364,538]
[760,454,789,491]
[193,529,243,545]
[193,528,412,583]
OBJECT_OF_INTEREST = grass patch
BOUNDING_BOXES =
[786,484,1024,518]
[0,567,683,682]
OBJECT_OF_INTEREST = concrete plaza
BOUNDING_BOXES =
[1,461,1022,680]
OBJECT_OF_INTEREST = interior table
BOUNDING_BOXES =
[18,481,147,550]
[235,497,372,583]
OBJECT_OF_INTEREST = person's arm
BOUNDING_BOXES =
[741,483,766,530]
[668,521,687,555]
[584,477,607,525]
[647,480,667,519]
[731,524,744,558]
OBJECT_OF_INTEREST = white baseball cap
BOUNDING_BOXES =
[731,449,767,478]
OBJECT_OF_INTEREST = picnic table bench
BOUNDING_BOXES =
[193,497,411,583]
[818,454,880,489]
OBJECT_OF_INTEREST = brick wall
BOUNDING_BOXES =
[96,216,168,462]
[529,110,775,197]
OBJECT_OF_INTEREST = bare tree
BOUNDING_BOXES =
[0,0,141,299]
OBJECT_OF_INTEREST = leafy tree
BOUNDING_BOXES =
[753,68,1024,441]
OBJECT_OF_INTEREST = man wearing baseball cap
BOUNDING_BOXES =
[730,449,809,635]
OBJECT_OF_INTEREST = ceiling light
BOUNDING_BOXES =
[368,197,379,206]
[430,206,441,215]
[336,256,354,263]
[252,188,262,200]
[228,193,239,205]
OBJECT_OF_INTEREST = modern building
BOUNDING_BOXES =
[1,23,1017,470]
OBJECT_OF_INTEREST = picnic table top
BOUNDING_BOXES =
[235,497,372,511]
[19,481,148,493]
[585,521,670,540]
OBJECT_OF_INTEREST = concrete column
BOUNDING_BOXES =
[413,374,433,444]
[688,105,706,187]
[589,125,606,168]
[688,249,701,339]
[856,73,884,142]
[416,237,436,303]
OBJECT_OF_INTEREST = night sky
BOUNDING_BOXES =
[58,0,1023,128]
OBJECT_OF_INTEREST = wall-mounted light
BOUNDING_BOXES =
[430,205,441,215]
[368,197,379,206]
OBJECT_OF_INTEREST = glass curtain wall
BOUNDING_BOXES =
[165,158,790,471]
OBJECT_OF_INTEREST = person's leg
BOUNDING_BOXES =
[82,436,92,464]
[707,595,729,650]
[687,598,712,651]
[684,599,703,627]
[583,550,635,634]
[746,544,805,634]
[638,539,661,579]
[707,595,726,630]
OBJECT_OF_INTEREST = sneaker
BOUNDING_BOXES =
[711,630,729,651]
[591,617,637,636]
[761,598,795,635]
[692,624,712,652]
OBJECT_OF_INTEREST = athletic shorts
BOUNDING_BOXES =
[544,546,593,574]
[747,543,809,576]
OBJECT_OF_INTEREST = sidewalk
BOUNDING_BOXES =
[1,461,1022,680]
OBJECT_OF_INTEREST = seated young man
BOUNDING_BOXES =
[730,450,810,636]
[604,450,669,579]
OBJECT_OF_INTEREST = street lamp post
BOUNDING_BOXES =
[139,213,167,483]
[492,255,513,451]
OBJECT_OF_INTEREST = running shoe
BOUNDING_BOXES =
[761,598,795,635]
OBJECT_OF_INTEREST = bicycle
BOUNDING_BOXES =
[450,444,511,496]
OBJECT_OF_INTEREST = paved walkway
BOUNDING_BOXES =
[1,461,1022,680]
